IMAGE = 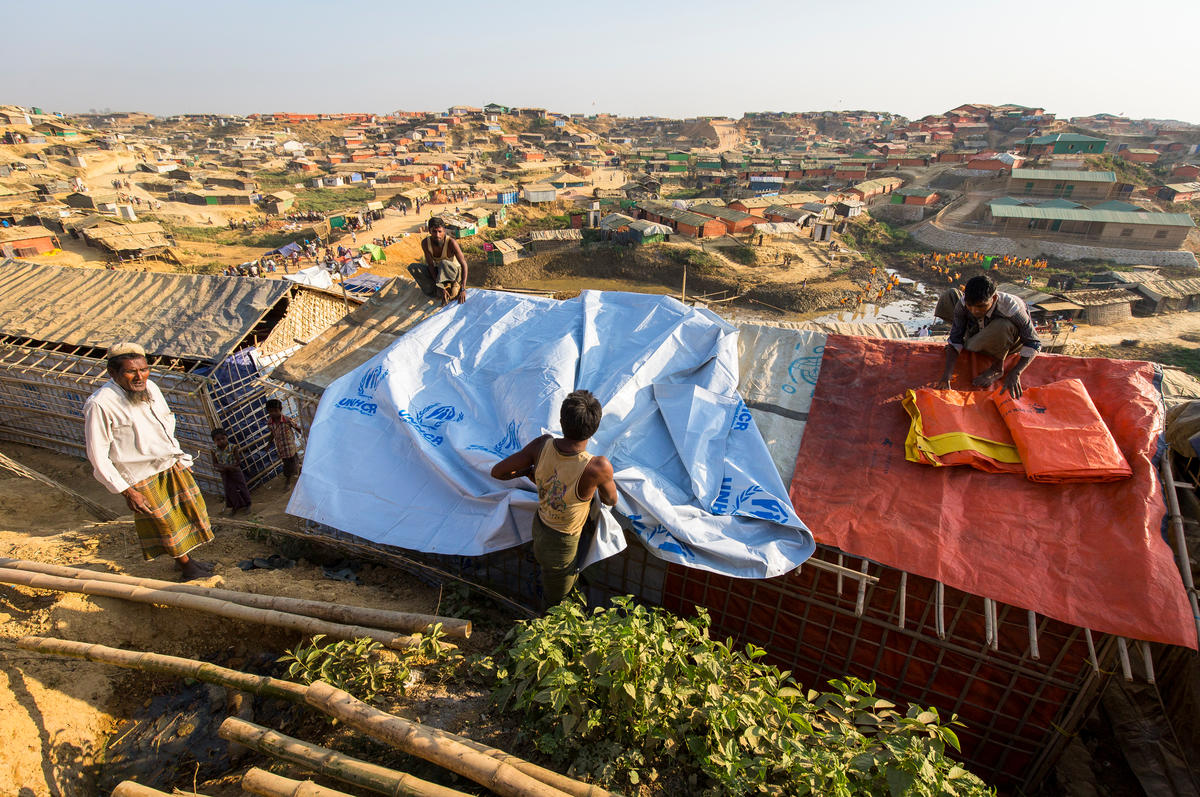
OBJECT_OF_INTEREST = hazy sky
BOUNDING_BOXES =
[13,0,1200,124]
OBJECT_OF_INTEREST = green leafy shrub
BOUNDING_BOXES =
[279,626,451,704]
[724,245,758,266]
[482,597,994,796]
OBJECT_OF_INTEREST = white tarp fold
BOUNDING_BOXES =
[288,290,814,579]
[283,265,335,290]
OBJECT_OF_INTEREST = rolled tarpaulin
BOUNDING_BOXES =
[903,387,1024,474]
[994,378,1132,483]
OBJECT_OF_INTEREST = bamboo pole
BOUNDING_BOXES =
[1159,455,1200,644]
[305,681,573,797]
[897,571,907,630]
[429,724,619,797]
[0,558,470,639]
[243,767,355,797]
[1084,628,1101,676]
[1027,611,1040,661]
[1140,641,1156,685]
[0,568,422,650]
[986,598,999,652]
[805,557,879,584]
[219,718,468,797]
[20,636,615,797]
[983,598,995,649]
[1117,637,1133,682]
[16,636,309,702]
[113,782,209,797]
[935,582,946,640]
[854,559,869,617]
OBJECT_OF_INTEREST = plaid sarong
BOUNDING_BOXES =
[131,463,213,560]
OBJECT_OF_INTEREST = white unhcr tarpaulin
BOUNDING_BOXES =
[287,290,814,579]
[735,324,828,481]
[283,265,335,290]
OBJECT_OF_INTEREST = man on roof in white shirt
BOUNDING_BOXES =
[84,342,215,581]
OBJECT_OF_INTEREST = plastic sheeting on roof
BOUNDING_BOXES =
[0,259,290,361]
[283,266,335,290]
[288,290,814,579]
[794,335,1197,649]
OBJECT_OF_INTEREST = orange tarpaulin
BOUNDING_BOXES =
[994,378,1132,483]
[790,335,1196,649]
[902,387,1024,474]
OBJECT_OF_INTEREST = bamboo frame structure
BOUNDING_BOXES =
[0,278,351,494]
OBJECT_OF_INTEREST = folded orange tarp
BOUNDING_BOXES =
[903,387,1024,474]
[790,335,1196,649]
[994,378,1132,483]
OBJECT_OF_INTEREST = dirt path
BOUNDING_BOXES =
[1068,310,1200,349]
[0,443,470,796]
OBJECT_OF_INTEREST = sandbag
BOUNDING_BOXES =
[902,388,1023,474]
[994,378,1132,483]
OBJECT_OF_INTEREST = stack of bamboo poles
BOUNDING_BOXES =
[0,558,469,648]
[19,636,617,797]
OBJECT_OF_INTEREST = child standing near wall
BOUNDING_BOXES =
[265,399,304,487]
[211,428,251,515]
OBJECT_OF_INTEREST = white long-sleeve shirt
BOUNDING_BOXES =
[84,379,193,494]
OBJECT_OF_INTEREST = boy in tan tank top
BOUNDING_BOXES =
[491,390,617,608]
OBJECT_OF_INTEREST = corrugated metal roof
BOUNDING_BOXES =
[0,259,291,361]
[1035,300,1084,312]
[491,238,524,254]
[598,213,636,230]
[0,225,55,242]
[1056,288,1139,306]
[1091,200,1145,212]
[1035,198,1084,209]
[691,203,755,222]
[997,282,1055,306]
[1135,278,1200,300]
[528,229,583,241]
[1010,168,1116,183]
[1026,133,1107,145]
[988,204,1195,227]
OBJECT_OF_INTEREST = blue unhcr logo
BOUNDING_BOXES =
[336,364,389,416]
[358,364,389,397]
[731,398,753,431]
[781,343,824,395]
[627,513,695,562]
[468,420,522,457]
[711,478,792,523]
[399,402,464,447]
